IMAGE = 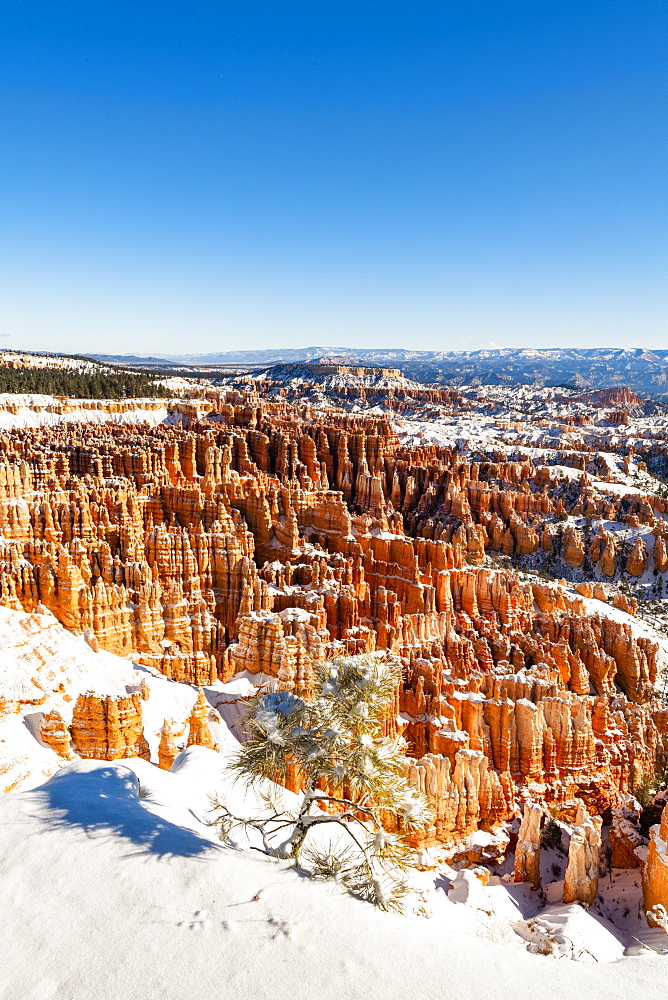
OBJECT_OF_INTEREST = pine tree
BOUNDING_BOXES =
[211,653,430,911]
[0,366,170,399]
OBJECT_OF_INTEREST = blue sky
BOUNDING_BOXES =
[0,0,665,356]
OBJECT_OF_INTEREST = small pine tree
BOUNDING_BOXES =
[541,816,562,851]
[211,653,430,911]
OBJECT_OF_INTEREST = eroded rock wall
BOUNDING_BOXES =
[0,394,665,854]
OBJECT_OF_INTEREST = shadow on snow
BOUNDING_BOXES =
[33,764,218,861]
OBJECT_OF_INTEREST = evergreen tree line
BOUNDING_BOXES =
[0,367,170,399]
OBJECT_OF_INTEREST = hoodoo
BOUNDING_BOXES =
[1,372,668,962]
[0,386,665,852]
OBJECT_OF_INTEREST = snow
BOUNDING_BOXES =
[514,903,626,962]
[0,607,136,706]
[591,479,652,499]
[0,396,178,429]
[548,464,589,481]
[385,392,668,489]
[0,604,236,790]
[0,351,117,373]
[1,750,666,1000]
[156,376,209,394]
[1,605,668,993]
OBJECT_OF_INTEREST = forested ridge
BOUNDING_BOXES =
[0,367,170,399]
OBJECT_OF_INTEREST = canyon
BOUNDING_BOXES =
[1,370,668,959]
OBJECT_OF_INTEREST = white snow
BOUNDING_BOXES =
[0,351,115,373]
[0,604,233,790]
[156,376,210,394]
[514,903,626,962]
[1,750,666,1000]
[0,396,177,429]
[1,605,668,994]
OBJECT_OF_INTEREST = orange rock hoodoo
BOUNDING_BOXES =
[186,688,216,750]
[513,801,543,887]
[642,802,668,925]
[70,692,150,761]
[562,799,602,907]
[0,393,665,852]
[40,710,75,760]
[158,718,183,770]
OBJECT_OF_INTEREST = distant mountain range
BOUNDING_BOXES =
[87,347,668,393]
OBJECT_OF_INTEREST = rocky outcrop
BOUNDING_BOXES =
[626,538,648,578]
[158,718,184,770]
[186,689,216,750]
[513,802,543,887]
[612,592,638,616]
[222,609,323,694]
[40,710,75,760]
[562,526,586,568]
[0,388,666,857]
[642,802,668,926]
[654,535,668,574]
[609,795,644,869]
[563,800,602,906]
[590,530,617,577]
[70,692,151,761]
[406,750,512,850]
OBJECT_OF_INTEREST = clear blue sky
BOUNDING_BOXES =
[0,0,665,356]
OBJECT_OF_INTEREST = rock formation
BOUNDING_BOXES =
[158,719,184,770]
[609,794,644,869]
[186,689,216,750]
[626,538,648,578]
[513,802,543,887]
[70,692,151,761]
[642,802,668,926]
[654,534,668,574]
[563,800,602,906]
[40,710,75,760]
[562,526,586,568]
[0,385,666,857]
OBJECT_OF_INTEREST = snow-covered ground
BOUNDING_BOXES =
[0,396,199,430]
[0,604,256,792]
[392,410,668,468]
[1,749,666,1000]
[156,375,212,394]
[0,351,116,373]
[1,604,668,995]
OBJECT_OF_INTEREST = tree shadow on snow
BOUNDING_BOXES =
[33,765,218,861]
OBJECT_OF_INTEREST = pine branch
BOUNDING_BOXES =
[209,652,430,911]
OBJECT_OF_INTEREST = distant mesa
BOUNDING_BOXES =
[290,358,405,379]
[84,346,668,394]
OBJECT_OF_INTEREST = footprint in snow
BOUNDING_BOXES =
[178,909,212,932]
[268,915,296,939]
[266,906,311,940]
